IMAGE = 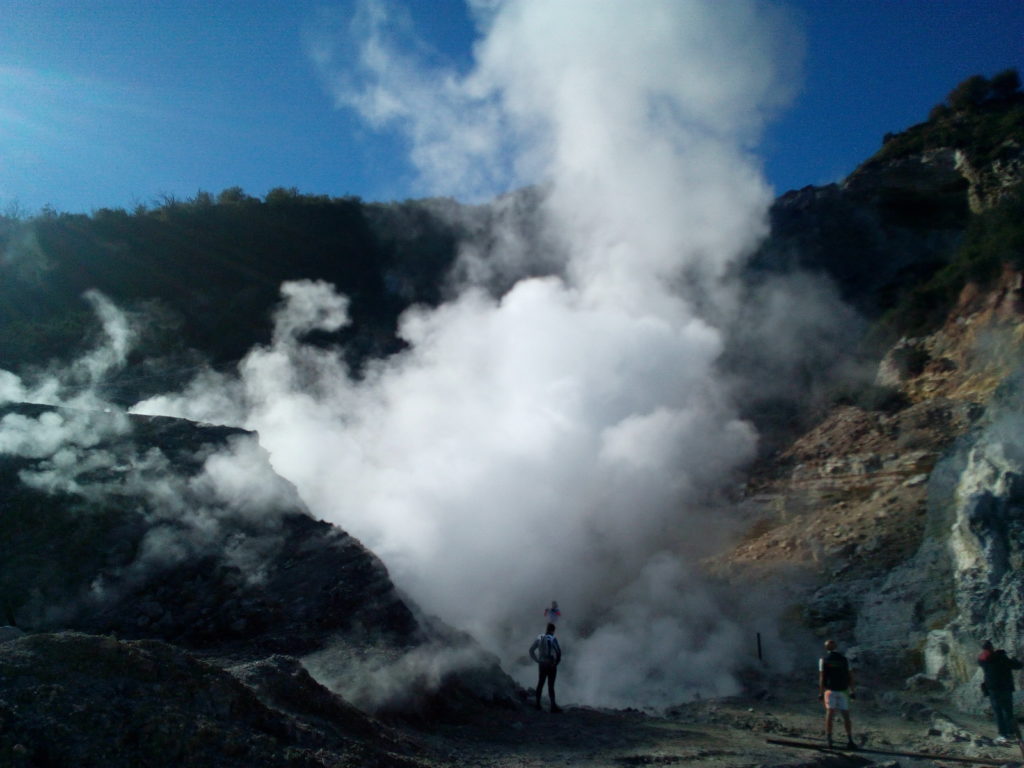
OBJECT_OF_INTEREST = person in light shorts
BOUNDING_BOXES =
[818,639,856,749]
[823,689,851,711]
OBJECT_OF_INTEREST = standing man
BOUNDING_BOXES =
[530,623,562,713]
[818,639,856,750]
[978,640,1023,745]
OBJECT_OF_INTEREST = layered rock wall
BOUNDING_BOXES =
[726,261,1024,708]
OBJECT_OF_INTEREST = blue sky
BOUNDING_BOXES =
[1,0,1021,215]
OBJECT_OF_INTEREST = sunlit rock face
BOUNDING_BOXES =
[852,273,1024,693]
[940,374,1024,704]
[845,366,1024,708]
[722,256,1023,704]
[956,144,1024,213]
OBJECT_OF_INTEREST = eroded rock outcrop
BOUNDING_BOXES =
[955,142,1024,213]
[724,263,1024,708]
[851,271,1024,693]
[915,370,1024,707]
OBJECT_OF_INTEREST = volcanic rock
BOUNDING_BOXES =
[0,402,519,732]
[0,632,426,768]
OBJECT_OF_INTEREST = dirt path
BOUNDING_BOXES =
[407,690,1023,768]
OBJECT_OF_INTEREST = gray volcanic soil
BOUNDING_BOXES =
[6,631,1021,768]
[410,682,1021,768]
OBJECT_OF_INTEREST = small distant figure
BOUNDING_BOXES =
[818,639,856,750]
[529,623,562,713]
[977,640,1023,745]
[544,600,561,624]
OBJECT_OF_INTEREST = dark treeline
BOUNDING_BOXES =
[1,71,1021,406]
[0,189,471,399]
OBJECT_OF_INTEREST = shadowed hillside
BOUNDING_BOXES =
[0,193,468,396]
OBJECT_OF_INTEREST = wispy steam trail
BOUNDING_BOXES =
[0,294,303,614]
[139,0,799,707]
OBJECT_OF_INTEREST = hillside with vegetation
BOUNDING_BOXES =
[872,68,1024,170]
[865,68,1024,344]
[0,191,470,398]
[1,70,1020,412]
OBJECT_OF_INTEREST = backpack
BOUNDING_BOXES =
[821,651,850,691]
[537,634,556,662]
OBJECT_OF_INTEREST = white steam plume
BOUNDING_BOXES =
[139,0,799,707]
[0,289,134,411]
[0,293,300,602]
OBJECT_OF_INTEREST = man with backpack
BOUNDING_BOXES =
[530,623,562,712]
[818,639,856,750]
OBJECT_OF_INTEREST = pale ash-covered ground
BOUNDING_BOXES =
[407,685,1021,768]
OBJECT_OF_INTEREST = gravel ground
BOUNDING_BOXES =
[403,684,1024,768]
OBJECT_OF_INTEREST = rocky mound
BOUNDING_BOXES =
[0,403,415,656]
[0,632,428,768]
[0,401,521,767]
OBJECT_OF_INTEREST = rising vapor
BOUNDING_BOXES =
[0,294,305,606]
[137,0,800,707]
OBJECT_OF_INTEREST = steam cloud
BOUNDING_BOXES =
[0,294,302,609]
[130,0,804,707]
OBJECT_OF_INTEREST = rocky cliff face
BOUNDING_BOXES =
[724,260,1024,707]
[722,142,984,461]
[919,362,1024,708]
[715,99,1024,699]
[750,147,970,317]
[955,143,1024,213]
[847,266,1023,692]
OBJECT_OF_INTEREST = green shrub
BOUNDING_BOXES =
[991,68,1022,100]
[871,69,1023,167]
[948,75,991,112]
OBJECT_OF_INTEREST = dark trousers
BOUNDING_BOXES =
[989,689,1018,738]
[536,661,557,705]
